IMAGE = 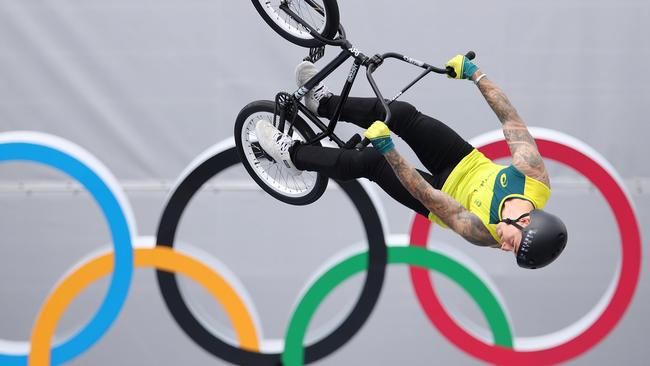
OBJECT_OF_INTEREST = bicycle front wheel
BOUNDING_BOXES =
[251,0,340,48]
[235,100,328,205]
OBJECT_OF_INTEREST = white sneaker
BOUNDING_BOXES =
[295,61,332,114]
[255,119,302,176]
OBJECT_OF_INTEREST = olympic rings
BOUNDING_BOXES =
[408,128,642,365]
[154,139,388,365]
[283,246,513,366]
[1,131,640,365]
[28,246,260,365]
[0,132,135,366]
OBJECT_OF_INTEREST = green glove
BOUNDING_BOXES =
[364,121,394,155]
[446,54,478,80]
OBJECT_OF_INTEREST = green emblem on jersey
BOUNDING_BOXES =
[489,166,526,224]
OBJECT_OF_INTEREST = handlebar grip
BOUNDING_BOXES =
[355,137,371,150]
[446,66,457,78]
[446,51,477,77]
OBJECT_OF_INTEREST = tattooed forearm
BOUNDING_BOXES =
[383,149,496,246]
[383,150,435,206]
[477,76,522,125]
[476,75,551,187]
[456,210,499,247]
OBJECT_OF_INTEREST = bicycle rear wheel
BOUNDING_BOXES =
[251,0,340,48]
[235,100,328,205]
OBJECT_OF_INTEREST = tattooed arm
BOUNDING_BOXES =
[472,72,551,187]
[383,149,497,247]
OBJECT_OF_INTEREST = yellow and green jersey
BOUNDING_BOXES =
[428,149,551,243]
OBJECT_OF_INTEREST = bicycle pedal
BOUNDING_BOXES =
[343,134,362,149]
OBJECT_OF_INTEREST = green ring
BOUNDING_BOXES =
[283,246,513,365]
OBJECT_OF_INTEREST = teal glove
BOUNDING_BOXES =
[364,121,394,155]
[446,54,478,80]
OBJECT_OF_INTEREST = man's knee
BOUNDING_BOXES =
[385,101,419,134]
[389,101,418,121]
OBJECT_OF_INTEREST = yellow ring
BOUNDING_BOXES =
[28,247,260,365]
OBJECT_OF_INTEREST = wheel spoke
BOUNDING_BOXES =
[264,0,327,38]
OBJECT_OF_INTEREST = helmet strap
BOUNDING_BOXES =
[500,212,530,231]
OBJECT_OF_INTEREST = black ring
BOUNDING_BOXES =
[155,144,387,365]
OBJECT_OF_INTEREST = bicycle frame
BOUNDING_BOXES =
[278,3,461,148]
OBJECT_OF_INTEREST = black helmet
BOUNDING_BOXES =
[501,210,568,269]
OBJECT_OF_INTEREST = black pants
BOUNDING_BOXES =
[291,96,474,217]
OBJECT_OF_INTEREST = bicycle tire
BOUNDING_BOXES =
[251,0,340,48]
[235,100,328,205]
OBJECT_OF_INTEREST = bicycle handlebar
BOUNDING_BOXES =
[354,50,476,150]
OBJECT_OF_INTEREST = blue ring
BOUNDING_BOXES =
[0,142,133,365]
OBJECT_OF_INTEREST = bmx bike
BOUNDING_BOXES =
[235,0,474,205]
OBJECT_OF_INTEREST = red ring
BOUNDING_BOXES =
[409,137,641,365]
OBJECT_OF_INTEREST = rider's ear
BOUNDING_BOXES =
[520,215,532,226]
[500,242,514,252]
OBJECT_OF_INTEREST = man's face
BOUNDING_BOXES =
[496,215,531,253]
[496,222,522,253]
